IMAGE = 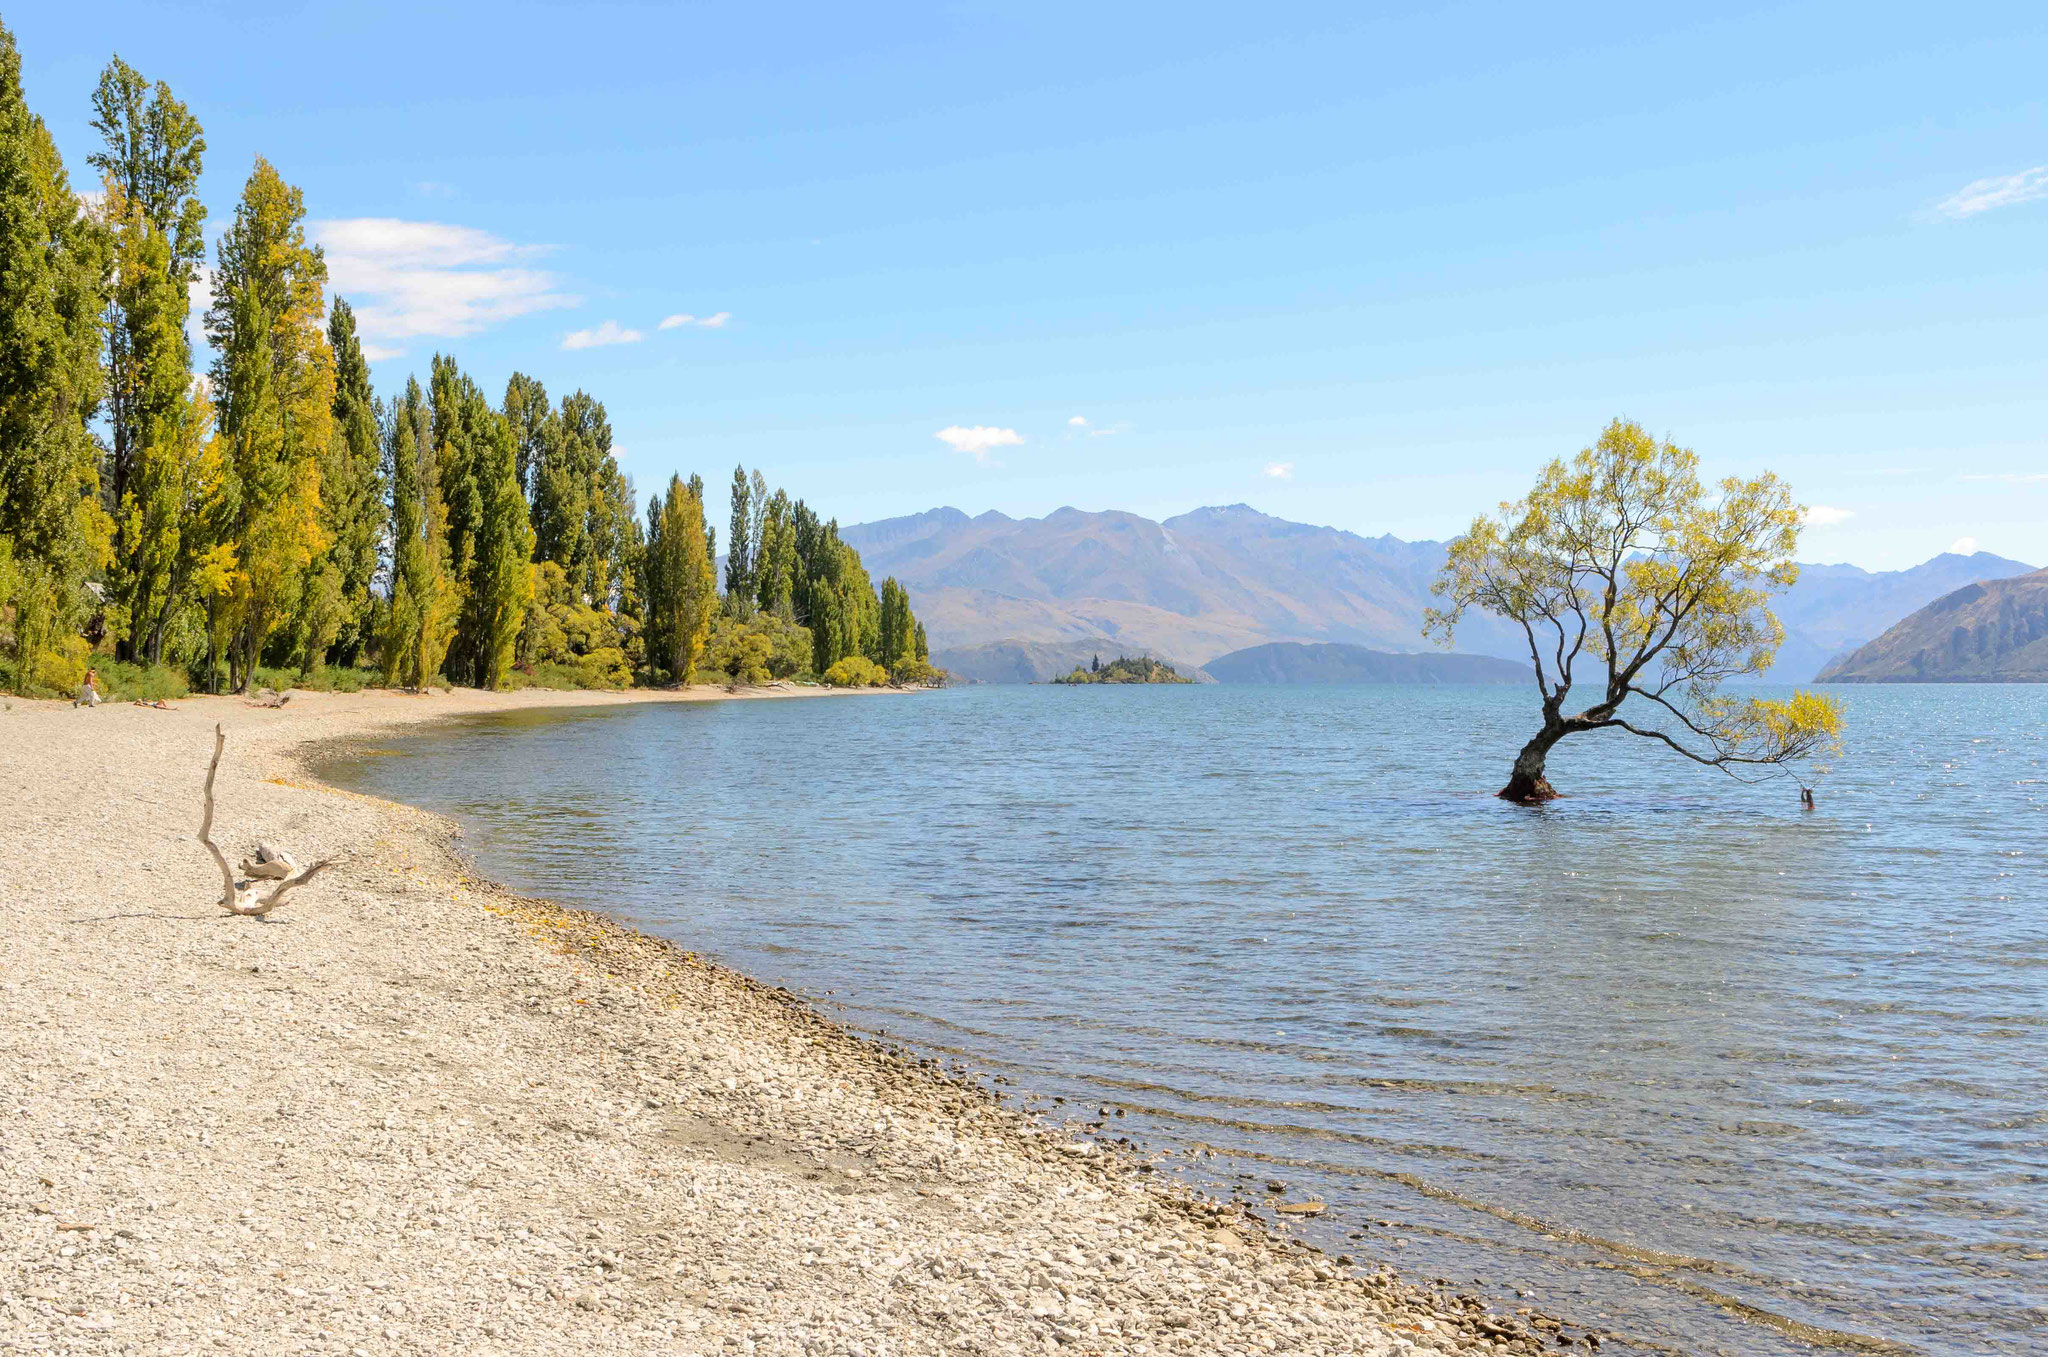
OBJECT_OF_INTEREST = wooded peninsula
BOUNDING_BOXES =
[0,29,933,701]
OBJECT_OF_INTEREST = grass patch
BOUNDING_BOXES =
[509,660,630,691]
[252,664,380,694]
[96,661,192,702]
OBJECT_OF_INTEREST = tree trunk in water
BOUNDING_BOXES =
[1500,725,1565,803]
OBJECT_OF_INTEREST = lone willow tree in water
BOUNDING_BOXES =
[1425,419,1844,803]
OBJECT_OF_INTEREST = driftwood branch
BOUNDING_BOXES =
[199,723,334,919]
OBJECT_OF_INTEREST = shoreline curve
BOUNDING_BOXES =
[1,685,1731,1355]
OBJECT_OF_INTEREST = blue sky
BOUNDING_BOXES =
[17,2,2048,569]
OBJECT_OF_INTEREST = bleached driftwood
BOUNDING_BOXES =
[199,723,333,918]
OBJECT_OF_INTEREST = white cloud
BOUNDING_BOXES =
[561,319,644,351]
[1802,504,1853,527]
[1949,536,1979,555]
[1933,166,2048,219]
[1961,471,2048,484]
[935,425,1023,465]
[1263,461,1294,479]
[659,313,693,330]
[699,311,731,329]
[1068,415,1089,428]
[186,264,214,327]
[659,311,731,330]
[360,344,405,362]
[312,218,579,346]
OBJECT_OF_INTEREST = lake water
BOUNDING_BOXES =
[320,684,2048,1357]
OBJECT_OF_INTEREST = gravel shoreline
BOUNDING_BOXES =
[3,687,1544,1356]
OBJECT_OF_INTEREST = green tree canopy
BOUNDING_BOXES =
[1426,419,1844,802]
[0,17,111,681]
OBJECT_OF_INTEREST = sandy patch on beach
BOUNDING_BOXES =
[0,687,1529,1356]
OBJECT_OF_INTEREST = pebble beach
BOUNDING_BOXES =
[2,687,1546,1357]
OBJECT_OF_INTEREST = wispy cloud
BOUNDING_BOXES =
[1263,461,1294,480]
[360,344,405,362]
[1933,166,2048,219]
[186,263,214,333]
[935,425,1023,465]
[313,218,579,357]
[415,181,458,198]
[1960,471,2048,484]
[561,320,644,351]
[1949,536,1979,555]
[1802,504,1853,527]
[1068,415,1089,428]
[660,311,732,330]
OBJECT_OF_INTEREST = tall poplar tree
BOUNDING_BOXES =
[724,464,753,613]
[754,487,795,618]
[88,58,205,661]
[643,475,714,683]
[314,299,383,666]
[432,356,531,688]
[206,156,334,689]
[381,378,455,689]
[878,577,915,669]
[0,21,111,689]
[526,388,630,607]
[502,371,548,500]
[102,181,227,664]
[126,372,232,666]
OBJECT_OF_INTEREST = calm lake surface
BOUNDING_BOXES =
[321,685,2048,1357]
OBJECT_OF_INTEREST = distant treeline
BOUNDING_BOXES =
[0,26,929,698]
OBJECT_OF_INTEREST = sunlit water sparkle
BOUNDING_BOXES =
[320,684,2048,1357]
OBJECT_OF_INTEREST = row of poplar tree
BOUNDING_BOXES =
[0,26,931,696]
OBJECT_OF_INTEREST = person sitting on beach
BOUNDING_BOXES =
[75,668,103,708]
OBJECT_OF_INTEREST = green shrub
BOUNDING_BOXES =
[251,663,378,694]
[36,636,91,698]
[97,661,191,702]
[511,651,631,691]
[822,655,888,687]
[705,611,811,683]
[891,658,942,686]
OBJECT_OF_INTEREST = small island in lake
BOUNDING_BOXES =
[1050,654,1195,684]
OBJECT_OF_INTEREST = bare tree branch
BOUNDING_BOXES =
[197,723,335,919]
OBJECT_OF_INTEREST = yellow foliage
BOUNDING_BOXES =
[822,655,888,687]
[1427,418,1840,790]
[1428,419,1805,695]
[35,634,90,695]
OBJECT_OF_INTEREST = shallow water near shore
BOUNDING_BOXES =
[320,684,2048,1357]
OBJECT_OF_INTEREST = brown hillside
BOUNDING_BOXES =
[1816,570,2048,682]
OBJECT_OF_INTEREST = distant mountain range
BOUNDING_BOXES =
[1202,642,1530,685]
[843,504,2038,683]
[1817,570,2048,682]
[1755,551,2039,681]
[844,504,1529,666]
